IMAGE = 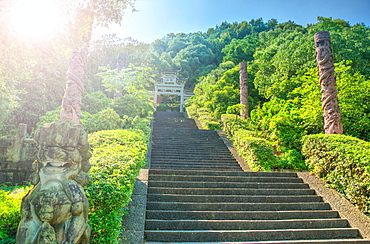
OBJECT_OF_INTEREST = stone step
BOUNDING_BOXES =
[147,187,316,195]
[150,154,234,159]
[149,165,242,171]
[148,181,309,189]
[144,228,361,242]
[148,169,298,177]
[150,160,239,165]
[145,219,350,230]
[149,161,240,166]
[145,210,340,220]
[146,202,331,211]
[147,194,323,203]
[146,240,370,244]
[150,149,231,154]
[148,174,303,183]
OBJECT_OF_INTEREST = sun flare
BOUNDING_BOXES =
[10,0,65,42]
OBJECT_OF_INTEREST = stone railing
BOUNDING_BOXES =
[0,124,36,184]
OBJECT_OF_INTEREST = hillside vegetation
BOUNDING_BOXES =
[1,15,369,237]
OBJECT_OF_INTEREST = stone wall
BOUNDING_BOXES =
[0,124,36,185]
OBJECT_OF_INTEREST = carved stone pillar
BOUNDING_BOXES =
[239,61,249,118]
[60,9,93,124]
[60,49,88,124]
[314,31,343,134]
[16,120,91,243]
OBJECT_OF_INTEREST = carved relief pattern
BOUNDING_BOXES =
[314,31,343,134]
[17,120,91,244]
[60,49,88,124]
[239,61,249,117]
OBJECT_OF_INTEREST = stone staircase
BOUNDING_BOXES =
[144,111,368,243]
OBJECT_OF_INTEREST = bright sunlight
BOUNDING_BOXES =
[10,0,65,42]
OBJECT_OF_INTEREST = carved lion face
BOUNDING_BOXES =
[37,146,82,177]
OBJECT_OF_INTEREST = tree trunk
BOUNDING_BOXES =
[314,31,343,134]
[239,61,249,118]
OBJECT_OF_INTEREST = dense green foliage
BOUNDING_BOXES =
[86,129,148,243]
[1,3,370,237]
[187,17,370,172]
[0,185,31,244]
[220,114,307,171]
[302,134,370,214]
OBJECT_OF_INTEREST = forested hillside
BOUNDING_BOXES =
[1,16,369,144]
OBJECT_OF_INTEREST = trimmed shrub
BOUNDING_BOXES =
[222,113,307,170]
[0,185,31,244]
[86,129,148,243]
[302,134,370,214]
[82,108,124,134]
[185,105,197,118]
[233,129,279,171]
[221,114,251,137]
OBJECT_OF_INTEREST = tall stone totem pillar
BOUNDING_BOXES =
[314,31,343,134]
[59,49,88,124]
[60,9,93,125]
[239,61,249,118]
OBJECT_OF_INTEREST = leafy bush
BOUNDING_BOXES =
[0,185,31,244]
[232,129,279,171]
[82,91,111,114]
[111,94,154,119]
[37,107,61,127]
[221,114,251,137]
[222,114,307,170]
[82,108,124,134]
[86,129,148,243]
[185,104,197,118]
[302,134,370,214]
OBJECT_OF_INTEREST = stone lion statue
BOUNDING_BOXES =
[17,120,91,244]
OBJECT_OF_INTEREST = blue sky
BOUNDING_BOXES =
[94,0,370,43]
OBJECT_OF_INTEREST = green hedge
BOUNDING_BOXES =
[222,114,307,170]
[86,129,148,243]
[221,114,252,137]
[233,129,279,171]
[221,114,278,171]
[0,185,31,244]
[302,134,370,214]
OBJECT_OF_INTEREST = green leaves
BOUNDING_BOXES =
[302,134,370,214]
[86,129,148,243]
[0,185,32,243]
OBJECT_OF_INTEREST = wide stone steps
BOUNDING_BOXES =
[147,201,332,211]
[144,111,367,243]
[148,194,323,203]
[148,174,303,183]
[149,164,242,171]
[145,229,361,243]
[145,210,341,220]
[148,187,315,195]
[145,219,350,230]
[148,180,310,189]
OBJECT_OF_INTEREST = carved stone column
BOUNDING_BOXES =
[239,61,249,118]
[314,31,343,134]
[60,9,93,124]
[60,49,88,124]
